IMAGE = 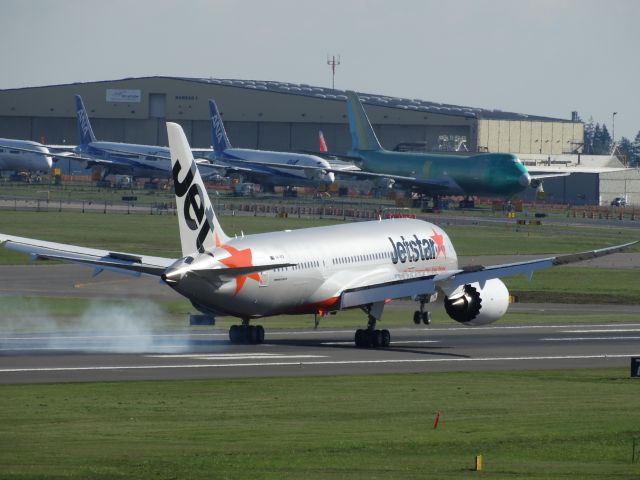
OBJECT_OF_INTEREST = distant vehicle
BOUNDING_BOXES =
[611,197,627,207]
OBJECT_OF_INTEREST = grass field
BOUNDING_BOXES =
[1,369,640,479]
[0,210,638,261]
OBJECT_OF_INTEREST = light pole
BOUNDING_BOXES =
[612,111,618,145]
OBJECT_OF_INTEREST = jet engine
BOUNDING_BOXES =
[443,278,509,326]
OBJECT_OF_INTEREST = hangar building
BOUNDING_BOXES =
[0,76,584,155]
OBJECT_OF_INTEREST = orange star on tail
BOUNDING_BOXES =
[218,244,261,295]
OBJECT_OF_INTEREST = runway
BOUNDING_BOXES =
[2,322,640,384]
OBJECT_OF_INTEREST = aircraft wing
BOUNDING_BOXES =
[339,241,638,308]
[0,234,175,277]
[326,167,455,193]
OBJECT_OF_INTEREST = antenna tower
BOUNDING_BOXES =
[327,54,341,89]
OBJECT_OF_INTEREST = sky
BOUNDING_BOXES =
[1,0,638,140]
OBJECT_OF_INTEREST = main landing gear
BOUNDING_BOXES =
[355,302,390,348]
[229,319,265,344]
[413,294,434,325]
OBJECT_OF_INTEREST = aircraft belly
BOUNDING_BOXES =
[172,274,326,318]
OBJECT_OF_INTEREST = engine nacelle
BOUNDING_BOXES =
[443,278,509,326]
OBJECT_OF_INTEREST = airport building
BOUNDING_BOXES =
[0,76,584,155]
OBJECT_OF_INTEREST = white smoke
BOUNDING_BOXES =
[0,298,192,353]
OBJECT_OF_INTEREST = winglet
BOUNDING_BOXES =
[74,95,97,147]
[167,122,230,256]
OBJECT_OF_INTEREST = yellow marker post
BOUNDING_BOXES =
[475,455,483,471]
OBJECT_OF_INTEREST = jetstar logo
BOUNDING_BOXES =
[218,243,261,296]
[172,157,212,253]
[389,230,447,264]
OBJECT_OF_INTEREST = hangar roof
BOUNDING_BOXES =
[173,76,568,123]
[0,76,571,123]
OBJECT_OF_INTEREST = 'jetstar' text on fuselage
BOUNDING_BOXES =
[389,235,438,264]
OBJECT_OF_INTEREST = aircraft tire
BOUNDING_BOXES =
[372,329,383,348]
[413,311,421,324]
[229,325,240,343]
[381,329,391,347]
[354,329,368,348]
[256,325,265,344]
[421,312,431,325]
[246,325,258,344]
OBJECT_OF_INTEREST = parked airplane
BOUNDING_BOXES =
[332,91,547,198]
[207,99,335,189]
[71,95,225,180]
[1,123,635,348]
[0,138,53,173]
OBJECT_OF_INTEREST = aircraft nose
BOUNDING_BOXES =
[519,172,531,188]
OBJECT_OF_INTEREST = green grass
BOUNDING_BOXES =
[1,210,638,262]
[1,369,640,479]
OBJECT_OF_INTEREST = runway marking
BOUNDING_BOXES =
[2,353,638,374]
[562,329,640,333]
[542,336,640,342]
[321,340,439,346]
[147,353,326,360]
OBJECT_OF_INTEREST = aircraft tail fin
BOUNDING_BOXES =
[74,95,97,147]
[167,122,230,257]
[208,99,232,155]
[345,91,383,152]
[318,130,328,153]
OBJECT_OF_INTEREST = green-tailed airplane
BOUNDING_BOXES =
[333,91,538,198]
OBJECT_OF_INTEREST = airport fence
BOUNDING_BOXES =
[0,197,400,221]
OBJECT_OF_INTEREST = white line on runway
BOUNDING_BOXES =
[321,340,439,345]
[2,353,639,374]
[147,354,326,360]
[562,329,640,333]
[542,336,640,342]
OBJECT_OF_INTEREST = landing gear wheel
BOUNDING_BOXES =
[229,325,241,343]
[355,329,368,348]
[372,329,383,348]
[229,324,265,344]
[413,311,422,325]
[421,312,431,325]
[381,329,391,347]
[246,325,258,344]
[256,325,265,344]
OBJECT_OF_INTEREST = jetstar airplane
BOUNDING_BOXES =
[328,91,557,197]
[0,123,635,348]
[207,99,335,189]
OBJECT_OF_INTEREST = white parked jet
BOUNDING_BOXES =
[0,123,635,347]
[0,138,53,173]
[207,99,335,189]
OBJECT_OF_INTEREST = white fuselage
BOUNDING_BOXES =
[168,218,458,318]
[212,148,335,186]
[0,139,52,172]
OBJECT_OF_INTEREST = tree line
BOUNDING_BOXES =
[581,116,640,166]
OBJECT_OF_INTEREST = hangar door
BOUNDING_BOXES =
[149,94,166,118]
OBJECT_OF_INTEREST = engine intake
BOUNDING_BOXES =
[443,278,509,326]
